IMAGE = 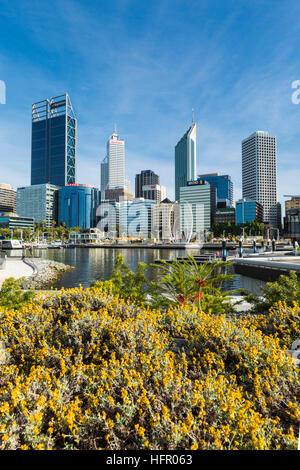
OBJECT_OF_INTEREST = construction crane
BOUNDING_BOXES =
[283,195,300,198]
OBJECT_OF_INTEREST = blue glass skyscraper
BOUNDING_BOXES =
[31,94,76,186]
[198,173,233,207]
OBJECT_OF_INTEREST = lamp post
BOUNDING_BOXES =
[221,238,227,261]
[238,238,243,258]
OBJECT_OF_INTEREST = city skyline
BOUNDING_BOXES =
[1,1,300,206]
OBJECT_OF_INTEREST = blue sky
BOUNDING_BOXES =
[1,0,300,209]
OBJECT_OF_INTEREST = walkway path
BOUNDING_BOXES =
[0,258,34,287]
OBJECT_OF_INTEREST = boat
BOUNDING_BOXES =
[1,240,23,250]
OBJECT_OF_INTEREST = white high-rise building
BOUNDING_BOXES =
[107,130,125,189]
[242,131,278,227]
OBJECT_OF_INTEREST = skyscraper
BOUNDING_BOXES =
[100,155,109,199]
[242,131,277,227]
[107,129,125,189]
[135,170,160,198]
[198,173,233,207]
[31,93,76,186]
[175,121,197,201]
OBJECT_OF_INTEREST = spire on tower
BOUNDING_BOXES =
[192,108,194,124]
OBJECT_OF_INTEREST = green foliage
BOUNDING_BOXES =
[0,277,34,310]
[246,271,300,312]
[149,255,238,314]
[212,219,264,238]
[91,254,148,305]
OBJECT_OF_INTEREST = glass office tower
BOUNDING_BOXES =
[198,173,233,207]
[59,184,100,229]
[31,94,76,186]
[17,184,59,228]
[175,122,197,202]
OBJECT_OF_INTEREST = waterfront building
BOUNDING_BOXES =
[107,129,125,189]
[175,121,197,201]
[69,228,104,245]
[285,208,300,240]
[119,198,156,238]
[198,173,233,207]
[59,184,100,229]
[31,93,76,186]
[0,183,16,213]
[214,207,236,225]
[104,187,133,202]
[242,131,278,227]
[0,213,34,230]
[97,200,120,237]
[135,170,160,198]
[235,198,263,225]
[152,199,181,242]
[17,184,59,228]
[179,180,216,236]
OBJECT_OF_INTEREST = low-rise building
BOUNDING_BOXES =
[0,212,34,229]
[285,208,300,240]
[152,199,181,241]
[214,207,236,224]
[235,198,263,225]
[69,228,104,244]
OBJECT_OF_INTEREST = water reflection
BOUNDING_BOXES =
[33,247,242,292]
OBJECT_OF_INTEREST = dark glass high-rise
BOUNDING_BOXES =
[31,93,76,186]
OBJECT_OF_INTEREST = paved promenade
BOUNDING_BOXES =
[0,258,34,287]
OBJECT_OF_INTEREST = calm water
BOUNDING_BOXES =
[32,247,242,292]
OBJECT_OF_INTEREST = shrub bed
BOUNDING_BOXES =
[0,286,298,450]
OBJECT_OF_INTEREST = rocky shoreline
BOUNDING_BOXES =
[21,258,75,289]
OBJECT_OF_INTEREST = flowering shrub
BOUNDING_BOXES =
[238,301,300,349]
[0,286,298,450]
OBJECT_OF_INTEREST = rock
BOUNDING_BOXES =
[21,258,75,290]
